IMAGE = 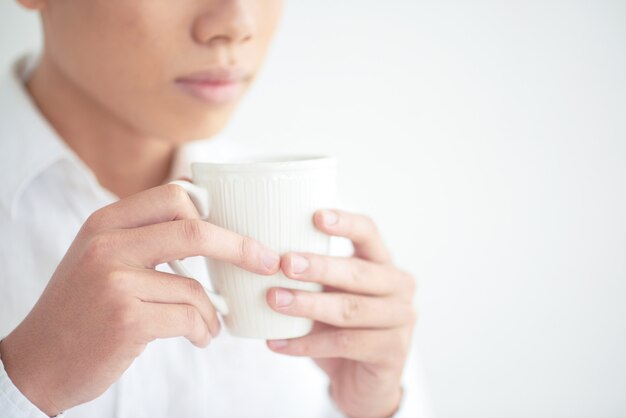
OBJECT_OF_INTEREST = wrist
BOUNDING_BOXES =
[330,383,403,418]
[0,334,64,417]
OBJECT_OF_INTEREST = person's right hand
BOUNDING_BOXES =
[0,184,280,416]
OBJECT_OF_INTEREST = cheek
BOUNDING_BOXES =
[44,0,282,141]
[49,1,171,87]
[251,1,284,58]
[47,1,218,140]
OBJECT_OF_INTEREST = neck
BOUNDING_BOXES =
[26,53,175,198]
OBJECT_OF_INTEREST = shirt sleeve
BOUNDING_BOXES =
[0,349,62,418]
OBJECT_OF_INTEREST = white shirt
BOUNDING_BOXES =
[0,54,431,418]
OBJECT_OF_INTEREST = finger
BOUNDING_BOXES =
[281,252,410,296]
[267,328,405,365]
[83,183,201,233]
[313,210,392,264]
[117,268,220,337]
[140,303,211,348]
[112,219,280,275]
[266,288,415,329]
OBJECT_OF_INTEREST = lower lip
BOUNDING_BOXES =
[175,79,243,105]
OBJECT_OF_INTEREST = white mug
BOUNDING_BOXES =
[168,155,337,339]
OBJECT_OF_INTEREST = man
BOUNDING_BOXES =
[0,1,426,417]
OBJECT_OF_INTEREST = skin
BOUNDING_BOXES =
[268,210,417,418]
[0,1,418,418]
[22,0,280,197]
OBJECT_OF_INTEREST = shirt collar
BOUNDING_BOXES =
[0,53,75,217]
[0,53,254,219]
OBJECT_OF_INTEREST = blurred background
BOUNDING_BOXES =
[1,1,625,417]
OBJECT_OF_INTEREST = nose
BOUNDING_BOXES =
[192,0,255,46]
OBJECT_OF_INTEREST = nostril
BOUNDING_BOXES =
[207,35,230,47]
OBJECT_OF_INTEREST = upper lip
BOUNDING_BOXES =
[175,68,250,84]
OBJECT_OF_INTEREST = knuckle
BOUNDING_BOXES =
[315,255,329,278]
[290,339,307,356]
[333,330,353,352]
[349,260,365,285]
[164,183,189,203]
[106,270,128,294]
[181,219,207,244]
[185,305,199,330]
[238,236,256,264]
[358,213,377,235]
[186,278,205,300]
[83,233,115,263]
[362,213,376,228]
[113,303,140,339]
[342,213,356,234]
[341,296,361,323]
[83,210,106,234]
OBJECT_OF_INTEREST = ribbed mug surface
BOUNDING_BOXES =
[192,155,336,339]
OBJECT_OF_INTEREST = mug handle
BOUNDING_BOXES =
[166,180,230,316]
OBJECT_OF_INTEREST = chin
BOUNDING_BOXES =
[143,102,234,143]
[165,114,232,143]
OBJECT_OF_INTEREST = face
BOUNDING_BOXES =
[31,0,283,142]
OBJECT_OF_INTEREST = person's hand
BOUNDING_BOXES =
[0,184,280,416]
[266,209,417,418]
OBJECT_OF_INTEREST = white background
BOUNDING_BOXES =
[1,1,625,417]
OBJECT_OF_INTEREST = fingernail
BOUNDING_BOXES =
[322,210,338,226]
[269,339,289,349]
[274,288,294,307]
[290,254,310,274]
[262,250,280,270]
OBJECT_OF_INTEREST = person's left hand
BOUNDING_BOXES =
[266,209,417,418]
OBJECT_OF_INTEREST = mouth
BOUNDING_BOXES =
[175,68,250,105]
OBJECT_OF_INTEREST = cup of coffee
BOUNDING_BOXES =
[168,155,336,339]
